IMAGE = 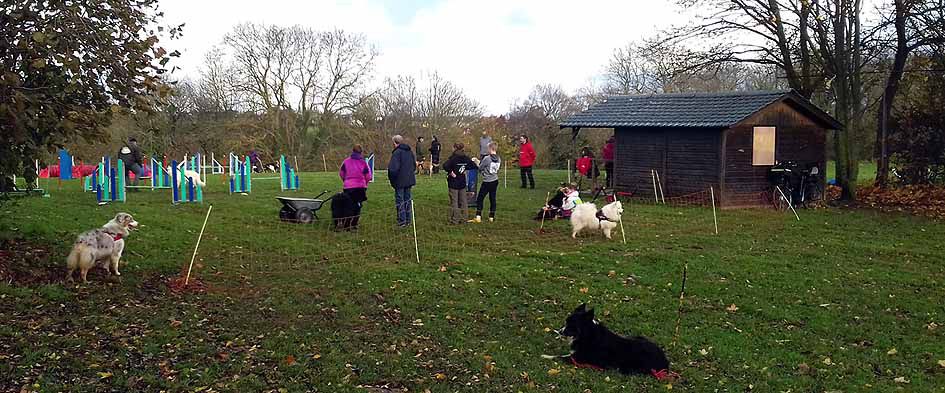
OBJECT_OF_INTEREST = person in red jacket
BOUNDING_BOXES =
[602,135,615,187]
[518,134,536,189]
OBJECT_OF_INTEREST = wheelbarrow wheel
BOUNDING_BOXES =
[279,206,294,221]
[297,208,315,224]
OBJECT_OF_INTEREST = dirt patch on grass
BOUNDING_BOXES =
[0,238,62,286]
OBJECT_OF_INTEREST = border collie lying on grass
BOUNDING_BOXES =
[544,304,671,379]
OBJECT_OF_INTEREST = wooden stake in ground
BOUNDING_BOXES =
[655,170,665,204]
[538,191,551,234]
[322,154,328,172]
[185,204,213,286]
[672,262,688,348]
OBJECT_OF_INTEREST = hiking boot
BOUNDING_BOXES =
[468,216,481,223]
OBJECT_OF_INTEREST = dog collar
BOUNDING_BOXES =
[109,233,123,241]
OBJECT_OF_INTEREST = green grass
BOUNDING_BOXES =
[2,170,944,392]
[826,160,877,184]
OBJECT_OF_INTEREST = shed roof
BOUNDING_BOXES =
[559,90,842,130]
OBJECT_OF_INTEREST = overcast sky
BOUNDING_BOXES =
[159,0,691,114]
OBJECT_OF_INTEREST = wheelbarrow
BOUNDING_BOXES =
[277,190,331,224]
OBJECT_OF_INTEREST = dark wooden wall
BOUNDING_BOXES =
[722,101,829,206]
[614,127,721,198]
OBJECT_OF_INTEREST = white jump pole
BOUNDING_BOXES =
[411,200,420,264]
[655,170,665,204]
[185,204,213,286]
[710,186,719,235]
[567,160,571,184]
[776,185,800,221]
[619,215,627,244]
[651,170,659,203]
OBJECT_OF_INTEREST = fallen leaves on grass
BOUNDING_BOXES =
[893,376,910,384]
[937,359,945,368]
[857,185,945,220]
[886,348,897,355]
[547,368,560,376]
[726,304,739,312]
[434,372,447,381]
[284,355,296,366]
[579,287,589,294]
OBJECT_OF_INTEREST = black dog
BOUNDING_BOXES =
[330,192,359,230]
[548,304,670,377]
[533,190,566,220]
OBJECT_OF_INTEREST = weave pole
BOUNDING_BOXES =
[672,262,688,349]
[710,186,719,235]
[185,204,213,286]
[775,185,800,221]
[411,200,420,263]
[655,170,665,204]
[619,211,627,244]
[651,170,659,202]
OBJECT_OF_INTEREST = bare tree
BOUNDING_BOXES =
[658,0,877,200]
[874,0,945,186]
[319,29,377,117]
[524,84,582,122]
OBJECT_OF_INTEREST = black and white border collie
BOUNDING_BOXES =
[545,303,672,379]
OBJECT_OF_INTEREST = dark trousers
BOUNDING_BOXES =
[520,166,534,188]
[605,162,614,188]
[125,162,144,187]
[476,180,498,218]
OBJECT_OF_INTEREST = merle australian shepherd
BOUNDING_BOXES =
[545,304,672,379]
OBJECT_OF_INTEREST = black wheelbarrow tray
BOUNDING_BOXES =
[277,190,331,224]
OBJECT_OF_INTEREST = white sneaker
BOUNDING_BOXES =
[468,216,481,223]
[488,217,494,222]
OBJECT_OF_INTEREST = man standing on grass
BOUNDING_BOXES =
[518,134,536,189]
[479,130,493,161]
[388,135,416,227]
[118,137,144,190]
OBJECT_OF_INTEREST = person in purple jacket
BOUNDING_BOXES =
[339,144,373,225]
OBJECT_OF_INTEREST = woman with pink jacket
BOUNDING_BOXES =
[339,144,373,219]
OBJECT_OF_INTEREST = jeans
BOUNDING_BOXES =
[394,187,412,226]
[125,162,144,187]
[448,187,467,224]
[476,180,498,218]
[520,166,534,188]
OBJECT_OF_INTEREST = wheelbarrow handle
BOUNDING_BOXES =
[312,190,330,200]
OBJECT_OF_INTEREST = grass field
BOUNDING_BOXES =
[2,170,944,392]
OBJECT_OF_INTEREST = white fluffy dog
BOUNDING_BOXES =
[66,212,139,283]
[570,201,624,239]
[168,165,205,187]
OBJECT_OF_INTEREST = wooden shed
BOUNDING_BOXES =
[560,90,842,207]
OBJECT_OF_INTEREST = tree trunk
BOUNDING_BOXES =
[875,0,910,187]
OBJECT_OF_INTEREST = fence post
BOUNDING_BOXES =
[411,200,420,264]
[710,186,719,235]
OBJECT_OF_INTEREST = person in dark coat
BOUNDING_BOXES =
[415,136,426,174]
[118,137,144,189]
[388,135,417,227]
[442,143,477,224]
[429,135,442,174]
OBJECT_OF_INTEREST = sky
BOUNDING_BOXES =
[158,0,690,114]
